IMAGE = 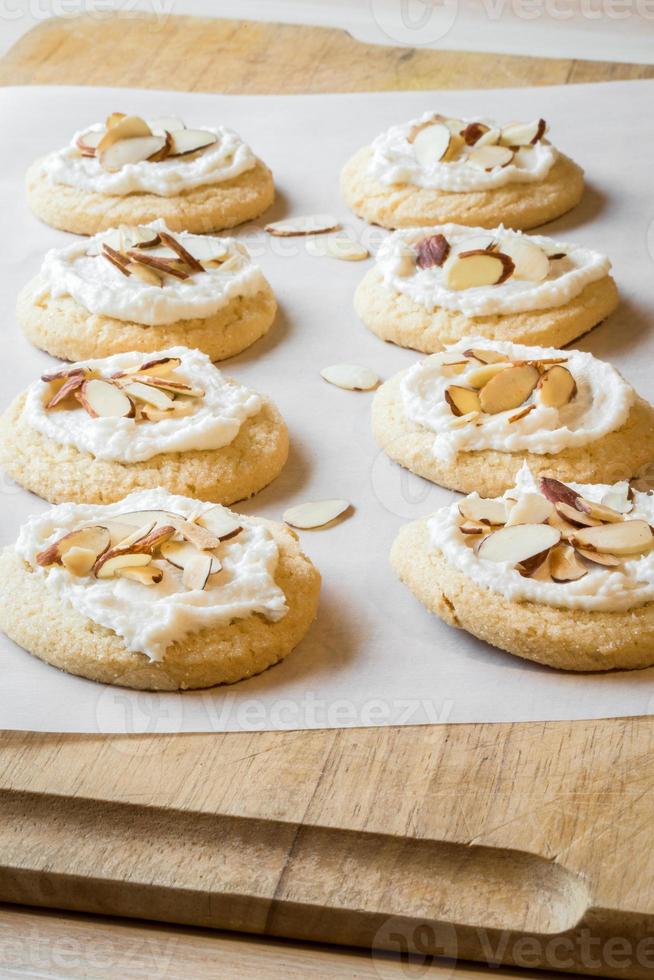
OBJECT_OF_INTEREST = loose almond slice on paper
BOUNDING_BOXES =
[458,496,508,526]
[283,499,350,529]
[476,523,560,565]
[549,543,588,583]
[99,135,168,172]
[466,361,511,389]
[95,553,154,580]
[576,548,621,568]
[537,366,577,408]
[499,118,547,147]
[463,348,509,365]
[572,520,654,556]
[320,364,379,391]
[445,385,481,417]
[182,552,215,591]
[61,546,100,577]
[116,566,164,586]
[479,364,539,415]
[45,369,87,409]
[125,262,163,287]
[78,379,135,419]
[121,380,175,410]
[324,238,369,261]
[467,145,514,171]
[412,122,452,167]
[499,238,549,282]
[161,540,222,574]
[506,493,554,526]
[265,215,339,237]
[169,129,217,157]
[443,250,514,290]
[195,507,242,541]
[555,502,601,528]
[37,525,111,568]
[76,130,103,156]
[416,234,450,269]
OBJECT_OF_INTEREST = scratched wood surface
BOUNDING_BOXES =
[0,14,653,980]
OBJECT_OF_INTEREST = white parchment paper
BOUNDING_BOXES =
[1,81,654,733]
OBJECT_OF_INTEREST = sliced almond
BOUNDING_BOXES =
[576,548,621,568]
[474,127,501,148]
[555,502,601,528]
[141,402,195,422]
[412,122,452,168]
[442,133,464,162]
[325,238,369,261]
[576,497,623,524]
[443,250,514,290]
[547,510,578,540]
[76,130,103,156]
[463,348,509,365]
[506,493,554,526]
[459,520,488,534]
[320,364,379,391]
[176,520,222,551]
[572,520,654,557]
[93,524,176,578]
[182,552,214,591]
[467,145,514,171]
[37,525,111,568]
[168,128,217,157]
[265,215,339,237]
[99,134,168,172]
[161,540,221,574]
[123,226,161,249]
[499,237,549,282]
[537,366,577,408]
[429,351,469,376]
[116,566,164,586]
[445,385,481,417]
[539,477,581,510]
[416,234,450,270]
[458,497,508,526]
[125,251,190,280]
[283,499,350,529]
[121,381,175,410]
[115,509,183,530]
[110,521,157,550]
[134,356,182,377]
[601,485,633,515]
[521,553,552,581]
[549,543,588,583]
[499,118,547,147]
[147,130,172,163]
[448,410,479,429]
[508,404,536,424]
[102,243,131,277]
[45,369,87,409]
[134,376,203,398]
[97,114,151,154]
[106,112,127,129]
[77,379,135,419]
[95,553,153,579]
[195,507,242,541]
[125,262,163,287]
[479,364,539,415]
[476,523,560,565]
[461,122,489,146]
[158,230,204,273]
[61,546,99,577]
[466,361,511,389]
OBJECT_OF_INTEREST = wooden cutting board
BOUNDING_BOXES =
[1,15,654,979]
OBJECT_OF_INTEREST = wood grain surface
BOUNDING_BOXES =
[1,13,653,980]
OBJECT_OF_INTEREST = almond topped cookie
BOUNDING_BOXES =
[27,112,274,235]
[341,113,583,230]
[0,347,288,505]
[391,466,654,671]
[0,489,320,689]
[18,221,277,362]
[372,339,654,497]
[355,224,618,351]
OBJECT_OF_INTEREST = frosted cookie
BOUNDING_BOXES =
[391,465,654,671]
[0,490,320,690]
[18,221,276,362]
[355,225,618,351]
[341,113,583,230]
[372,339,654,497]
[27,112,274,235]
[0,347,288,506]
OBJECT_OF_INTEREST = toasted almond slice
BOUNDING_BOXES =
[148,115,185,133]
[555,501,601,528]
[508,404,536,424]
[96,553,153,579]
[134,356,182,377]
[443,250,514,290]
[461,122,489,146]
[102,244,131,277]
[467,145,514,171]
[125,262,163,287]
[61,546,99,577]
[324,238,369,261]
[195,507,242,541]
[476,522,560,565]
[537,366,577,408]
[283,499,350,529]
[549,543,588,582]
[448,410,479,429]
[109,521,157,550]
[169,128,217,157]
[576,548,621,568]
[78,379,135,419]
[445,385,481,417]
[547,509,578,540]
[125,251,190,279]
[506,493,554,526]
[41,366,87,383]
[520,553,552,581]
[539,477,581,510]
[412,122,452,167]
[265,215,339,237]
[93,524,176,578]
[320,364,379,391]
[45,369,87,409]
[576,497,623,524]
[36,525,111,568]
[466,361,511,389]
[97,114,151,155]
[572,520,653,556]
[463,348,509,365]
[499,118,547,147]
[416,234,450,269]
[106,112,127,129]
[99,134,167,172]
[176,520,222,551]
[116,566,164,585]
[182,552,214,591]
[499,237,549,282]
[479,364,539,415]
[458,496,508,526]
[160,540,221,574]
[601,484,633,515]
[158,230,204,273]
[121,380,175,410]
[76,130,103,156]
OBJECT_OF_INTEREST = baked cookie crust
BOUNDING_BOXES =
[355,267,619,352]
[0,519,320,690]
[372,370,654,497]
[0,390,289,506]
[26,157,275,236]
[341,147,584,230]
[391,518,654,672]
[17,276,277,363]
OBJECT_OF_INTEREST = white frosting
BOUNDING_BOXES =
[41,123,256,196]
[22,347,262,464]
[368,112,557,191]
[35,220,265,326]
[429,465,654,612]
[15,488,288,661]
[376,225,610,316]
[401,339,634,463]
